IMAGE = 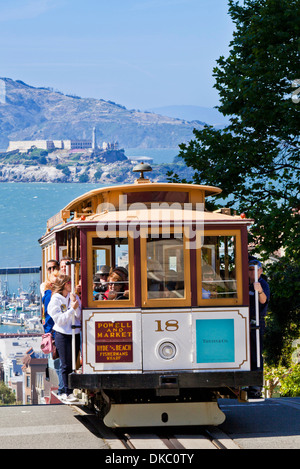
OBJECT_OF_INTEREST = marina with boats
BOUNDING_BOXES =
[0,275,42,333]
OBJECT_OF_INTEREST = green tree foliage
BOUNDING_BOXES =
[278,365,300,397]
[168,0,300,367]
[264,259,300,366]
[264,365,300,397]
[0,382,16,405]
[79,172,89,183]
[169,0,299,262]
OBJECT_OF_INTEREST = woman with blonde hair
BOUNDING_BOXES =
[48,274,81,402]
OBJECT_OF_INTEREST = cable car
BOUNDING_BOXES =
[39,164,262,427]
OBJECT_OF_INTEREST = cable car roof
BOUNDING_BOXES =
[63,182,222,212]
[43,181,253,237]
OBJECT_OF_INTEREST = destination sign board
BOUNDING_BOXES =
[95,321,133,363]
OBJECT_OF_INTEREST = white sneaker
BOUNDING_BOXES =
[65,393,79,403]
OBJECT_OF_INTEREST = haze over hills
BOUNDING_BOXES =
[0,78,208,150]
[146,105,229,127]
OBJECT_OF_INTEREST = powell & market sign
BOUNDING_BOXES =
[95,321,133,363]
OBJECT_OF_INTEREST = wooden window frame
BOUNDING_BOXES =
[86,231,135,308]
[140,227,191,308]
[196,229,243,306]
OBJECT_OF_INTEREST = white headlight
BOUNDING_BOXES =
[158,342,177,360]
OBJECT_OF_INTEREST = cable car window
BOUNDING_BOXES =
[146,237,185,299]
[201,235,237,299]
[92,239,129,301]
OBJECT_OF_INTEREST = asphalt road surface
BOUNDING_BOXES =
[219,398,300,449]
[0,398,299,449]
[0,404,109,449]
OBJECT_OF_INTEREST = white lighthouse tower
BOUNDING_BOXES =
[92,127,97,150]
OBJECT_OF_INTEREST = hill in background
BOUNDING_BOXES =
[0,78,206,150]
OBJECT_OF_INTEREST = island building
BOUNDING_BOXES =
[7,139,91,152]
[6,128,119,153]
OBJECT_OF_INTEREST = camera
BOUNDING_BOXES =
[94,284,107,293]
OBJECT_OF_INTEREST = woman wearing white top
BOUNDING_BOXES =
[48,274,81,402]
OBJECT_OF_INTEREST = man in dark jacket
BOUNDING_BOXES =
[248,259,270,397]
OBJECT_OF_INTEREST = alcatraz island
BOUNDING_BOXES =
[0,129,192,185]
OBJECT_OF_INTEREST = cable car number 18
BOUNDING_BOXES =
[155,320,179,332]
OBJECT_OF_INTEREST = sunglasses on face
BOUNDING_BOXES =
[47,266,58,272]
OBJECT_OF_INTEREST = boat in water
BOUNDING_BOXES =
[0,278,41,331]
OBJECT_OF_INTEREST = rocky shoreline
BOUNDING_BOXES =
[0,159,193,185]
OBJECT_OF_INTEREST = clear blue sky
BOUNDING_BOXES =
[0,0,234,110]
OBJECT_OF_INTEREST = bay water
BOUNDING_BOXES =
[0,148,179,295]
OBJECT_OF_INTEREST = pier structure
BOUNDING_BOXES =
[0,267,41,275]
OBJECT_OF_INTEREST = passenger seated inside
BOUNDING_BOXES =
[104,267,129,301]
[164,270,184,298]
[202,265,218,299]
[97,265,110,285]
[93,265,110,300]
[147,259,164,298]
[93,274,102,299]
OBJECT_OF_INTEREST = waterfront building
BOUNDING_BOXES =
[102,141,119,150]
[2,355,23,387]
[0,335,46,403]
[7,139,93,152]
[6,129,118,153]
[22,348,48,405]
[9,374,23,402]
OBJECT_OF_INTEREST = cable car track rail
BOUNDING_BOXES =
[114,427,240,450]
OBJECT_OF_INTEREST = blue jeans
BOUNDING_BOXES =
[53,358,64,394]
[54,332,80,395]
